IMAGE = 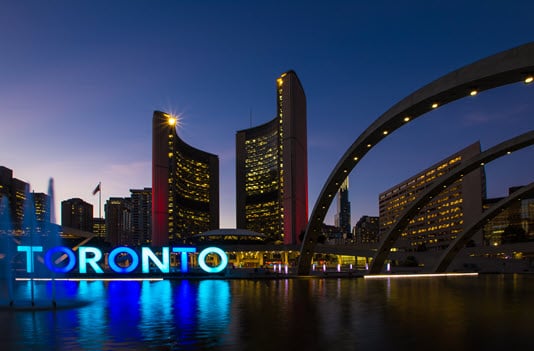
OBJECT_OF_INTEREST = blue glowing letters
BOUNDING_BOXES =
[17,245,228,274]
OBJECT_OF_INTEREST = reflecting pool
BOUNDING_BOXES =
[1,274,533,350]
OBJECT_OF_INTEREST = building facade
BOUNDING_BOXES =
[33,192,50,232]
[1,167,31,231]
[484,185,534,245]
[130,187,152,246]
[354,215,379,244]
[105,197,131,246]
[152,111,219,246]
[378,142,485,252]
[92,217,106,238]
[236,71,308,245]
[61,198,94,233]
[335,177,351,238]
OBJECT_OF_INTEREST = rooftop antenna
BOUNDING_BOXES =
[249,108,252,128]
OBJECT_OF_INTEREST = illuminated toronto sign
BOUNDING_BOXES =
[17,245,228,274]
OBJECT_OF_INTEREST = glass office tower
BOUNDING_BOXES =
[152,111,219,246]
[236,71,308,245]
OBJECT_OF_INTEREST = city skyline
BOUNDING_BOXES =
[1,1,533,228]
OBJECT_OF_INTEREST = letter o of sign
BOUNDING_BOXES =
[45,246,76,273]
[198,247,228,273]
[109,247,139,273]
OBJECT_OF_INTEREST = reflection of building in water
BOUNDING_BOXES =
[484,185,534,246]
[378,142,485,252]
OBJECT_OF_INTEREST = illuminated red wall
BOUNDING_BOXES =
[152,111,170,246]
[281,71,308,245]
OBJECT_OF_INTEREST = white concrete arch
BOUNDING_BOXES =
[367,131,534,274]
[298,42,534,274]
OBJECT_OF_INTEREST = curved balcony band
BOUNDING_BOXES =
[433,182,534,273]
[297,42,534,275]
[152,110,219,246]
[368,130,534,274]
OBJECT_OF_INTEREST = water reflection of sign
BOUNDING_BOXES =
[16,245,228,274]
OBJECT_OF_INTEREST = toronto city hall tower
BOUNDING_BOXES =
[236,71,308,245]
[152,111,219,246]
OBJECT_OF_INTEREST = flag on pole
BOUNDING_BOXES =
[92,183,101,195]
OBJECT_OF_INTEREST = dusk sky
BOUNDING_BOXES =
[1,0,532,228]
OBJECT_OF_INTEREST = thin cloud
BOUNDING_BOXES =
[461,103,530,127]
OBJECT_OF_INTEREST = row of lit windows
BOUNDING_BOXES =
[245,199,283,241]
[171,151,211,202]
[245,165,278,178]
[379,181,462,210]
[245,152,278,167]
[245,200,281,215]
[244,131,278,147]
[379,157,463,201]
[169,207,212,237]
[243,127,281,198]
[277,88,285,211]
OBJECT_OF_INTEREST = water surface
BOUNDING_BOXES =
[1,274,532,350]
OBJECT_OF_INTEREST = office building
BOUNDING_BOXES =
[483,185,534,245]
[335,177,351,237]
[236,71,308,245]
[354,215,379,244]
[105,197,131,246]
[0,166,11,198]
[61,198,93,232]
[32,192,50,232]
[378,142,485,251]
[0,166,29,231]
[92,217,106,238]
[130,187,152,245]
[152,111,219,246]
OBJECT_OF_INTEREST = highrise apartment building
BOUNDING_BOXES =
[130,187,152,245]
[236,71,308,245]
[484,185,534,245]
[378,142,485,251]
[0,167,30,231]
[92,217,106,238]
[61,198,93,232]
[152,111,219,246]
[33,192,50,232]
[354,215,379,244]
[105,197,131,246]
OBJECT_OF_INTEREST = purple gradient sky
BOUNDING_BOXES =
[1,0,532,227]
